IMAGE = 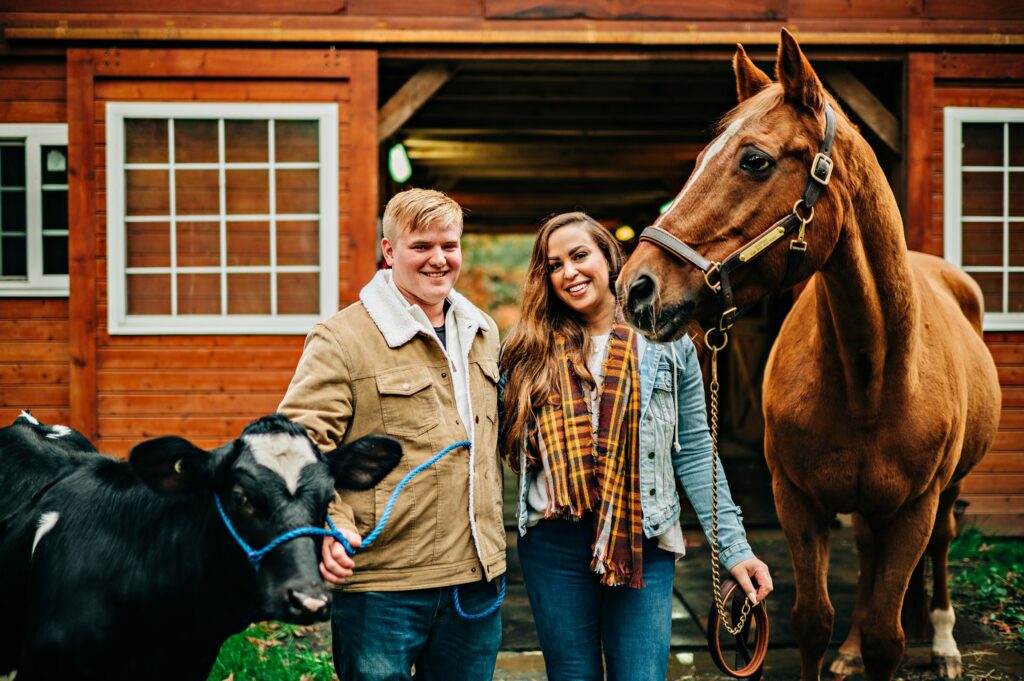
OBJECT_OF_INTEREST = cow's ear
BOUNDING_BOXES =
[129,436,214,495]
[324,436,402,490]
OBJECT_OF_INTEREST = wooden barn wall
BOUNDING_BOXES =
[908,52,1024,532]
[0,56,71,428]
[67,49,377,457]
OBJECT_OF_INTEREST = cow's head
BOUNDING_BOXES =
[128,414,401,623]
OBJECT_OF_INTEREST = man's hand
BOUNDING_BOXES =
[320,530,362,586]
[728,557,773,604]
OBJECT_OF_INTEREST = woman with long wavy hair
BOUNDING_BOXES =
[500,211,772,681]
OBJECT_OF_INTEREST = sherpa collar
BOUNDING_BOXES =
[358,269,490,349]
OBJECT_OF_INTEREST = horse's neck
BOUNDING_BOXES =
[816,164,919,417]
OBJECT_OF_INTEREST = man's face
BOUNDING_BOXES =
[381,221,462,311]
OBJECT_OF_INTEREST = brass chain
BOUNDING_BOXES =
[707,330,752,636]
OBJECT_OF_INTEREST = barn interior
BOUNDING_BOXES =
[377,55,904,524]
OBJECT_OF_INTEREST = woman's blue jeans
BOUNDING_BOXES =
[517,517,676,681]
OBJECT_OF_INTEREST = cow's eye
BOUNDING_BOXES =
[739,150,774,174]
[232,486,253,513]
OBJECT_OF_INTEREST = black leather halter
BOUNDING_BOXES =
[639,104,837,336]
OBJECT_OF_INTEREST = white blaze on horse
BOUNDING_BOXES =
[619,30,1000,681]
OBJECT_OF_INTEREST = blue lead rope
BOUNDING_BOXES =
[214,439,505,620]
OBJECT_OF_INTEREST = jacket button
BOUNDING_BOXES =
[441,372,447,378]
[649,488,656,496]
[652,523,660,530]
[648,451,655,459]
[471,567,477,573]
[402,382,410,390]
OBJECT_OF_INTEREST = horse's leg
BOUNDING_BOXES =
[774,473,833,681]
[831,512,873,678]
[860,487,941,681]
[928,483,963,679]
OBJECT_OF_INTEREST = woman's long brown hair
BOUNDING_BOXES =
[499,211,625,471]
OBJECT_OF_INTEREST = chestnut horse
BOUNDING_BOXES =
[619,31,1000,681]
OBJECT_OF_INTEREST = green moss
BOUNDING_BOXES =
[207,622,336,681]
[950,526,1024,646]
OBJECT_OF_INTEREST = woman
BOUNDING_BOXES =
[500,212,772,681]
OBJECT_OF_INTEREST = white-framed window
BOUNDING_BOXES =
[944,107,1024,331]
[0,124,69,296]
[105,102,339,335]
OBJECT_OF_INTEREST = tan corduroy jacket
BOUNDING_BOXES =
[279,271,505,592]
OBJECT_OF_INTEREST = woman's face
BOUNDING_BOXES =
[546,224,614,326]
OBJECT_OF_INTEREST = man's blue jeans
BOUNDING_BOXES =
[330,580,502,681]
[518,517,676,681]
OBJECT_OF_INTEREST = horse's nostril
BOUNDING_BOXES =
[628,274,656,308]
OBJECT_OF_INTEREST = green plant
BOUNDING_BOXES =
[949,526,1024,646]
[207,622,336,681]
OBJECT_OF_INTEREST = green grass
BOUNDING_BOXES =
[949,526,1024,646]
[207,622,336,681]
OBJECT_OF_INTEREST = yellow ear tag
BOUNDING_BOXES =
[174,459,185,474]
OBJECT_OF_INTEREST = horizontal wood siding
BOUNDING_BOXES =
[85,53,374,457]
[911,54,1024,532]
[0,56,70,429]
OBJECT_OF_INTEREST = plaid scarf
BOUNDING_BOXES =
[534,323,644,588]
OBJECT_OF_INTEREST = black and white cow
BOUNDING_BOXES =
[0,412,400,681]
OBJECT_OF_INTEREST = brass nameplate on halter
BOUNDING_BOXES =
[738,225,786,262]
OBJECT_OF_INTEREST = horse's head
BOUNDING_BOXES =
[621,30,848,341]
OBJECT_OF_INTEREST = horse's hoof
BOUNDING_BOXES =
[932,652,963,679]
[829,652,864,677]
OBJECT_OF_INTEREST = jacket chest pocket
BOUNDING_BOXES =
[376,366,440,437]
[649,368,676,425]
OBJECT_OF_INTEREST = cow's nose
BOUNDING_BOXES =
[288,588,329,617]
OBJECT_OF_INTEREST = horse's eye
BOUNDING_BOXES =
[740,152,773,173]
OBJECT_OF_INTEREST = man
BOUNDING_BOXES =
[279,188,505,681]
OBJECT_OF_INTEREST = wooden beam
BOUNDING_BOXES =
[378,63,454,142]
[905,53,935,253]
[348,50,379,303]
[819,64,900,155]
[66,50,98,442]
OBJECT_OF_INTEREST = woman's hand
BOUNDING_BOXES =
[319,530,362,586]
[728,557,773,604]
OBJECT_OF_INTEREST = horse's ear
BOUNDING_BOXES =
[734,44,771,102]
[775,28,826,114]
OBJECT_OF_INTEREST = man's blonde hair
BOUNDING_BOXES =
[382,188,464,242]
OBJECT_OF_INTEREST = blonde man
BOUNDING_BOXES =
[279,189,505,681]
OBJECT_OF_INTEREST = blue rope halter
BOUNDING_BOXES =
[214,439,505,620]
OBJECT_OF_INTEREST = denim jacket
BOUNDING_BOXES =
[508,334,755,571]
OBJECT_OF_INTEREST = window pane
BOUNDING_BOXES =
[42,189,67,230]
[41,145,68,185]
[126,170,169,216]
[1010,123,1024,167]
[277,220,319,266]
[176,220,221,267]
[1009,222,1024,267]
[275,120,318,163]
[962,171,1002,217]
[228,272,270,314]
[962,123,1003,167]
[962,221,1002,267]
[42,235,68,275]
[127,273,170,314]
[174,119,218,164]
[125,119,168,164]
[1,235,26,277]
[276,169,318,214]
[225,169,268,214]
[278,272,319,314]
[225,120,268,163]
[1010,172,1024,217]
[175,169,219,215]
[127,222,170,268]
[226,221,269,266]
[1,144,26,186]
[178,273,221,315]
[1,190,26,230]
[970,272,1003,314]
[1011,274,1024,313]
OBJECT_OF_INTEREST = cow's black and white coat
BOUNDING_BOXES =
[0,412,400,681]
